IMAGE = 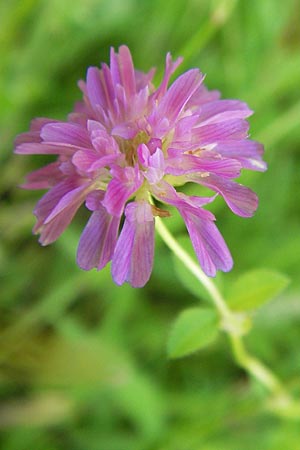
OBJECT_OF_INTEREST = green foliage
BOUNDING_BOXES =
[226,269,290,311]
[167,307,219,358]
[1,0,300,448]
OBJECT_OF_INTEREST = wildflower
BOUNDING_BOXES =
[15,46,266,287]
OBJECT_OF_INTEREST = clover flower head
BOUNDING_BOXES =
[15,45,266,287]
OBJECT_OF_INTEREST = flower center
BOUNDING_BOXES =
[115,131,150,166]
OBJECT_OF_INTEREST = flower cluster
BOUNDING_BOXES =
[15,46,266,287]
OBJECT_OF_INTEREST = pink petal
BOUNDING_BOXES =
[85,190,105,211]
[137,145,165,184]
[72,150,99,172]
[77,207,120,270]
[21,162,64,190]
[159,69,204,121]
[189,173,258,217]
[151,52,183,101]
[151,180,216,219]
[135,67,155,91]
[14,118,59,146]
[151,182,232,276]
[111,201,154,287]
[112,45,136,98]
[86,67,106,110]
[213,140,267,171]
[192,119,249,145]
[196,100,253,125]
[33,179,89,245]
[15,142,82,155]
[187,84,221,108]
[34,179,79,226]
[166,152,241,178]
[41,122,91,147]
[14,131,41,146]
[180,205,233,276]
[43,183,91,224]
[102,165,143,217]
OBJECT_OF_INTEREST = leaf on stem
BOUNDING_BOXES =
[226,269,290,311]
[167,307,219,358]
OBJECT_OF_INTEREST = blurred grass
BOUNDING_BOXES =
[1,0,300,449]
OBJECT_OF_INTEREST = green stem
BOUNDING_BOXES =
[155,216,291,400]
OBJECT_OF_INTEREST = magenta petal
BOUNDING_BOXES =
[192,119,249,144]
[36,212,75,245]
[135,67,155,91]
[151,180,216,215]
[77,207,120,270]
[196,100,253,125]
[34,179,78,226]
[33,179,90,245]
[72,150,117,173]
[187,84,221,108]
[111,201,154,287]
[72,149,99,172]
[41,122,91,147]
[180,206,233,276]
[21,162,64,190]
[166,153,241,178]
[15,142,81,155]
[85,190,105,211]
[150,182,232,276]
[111,45,136,98]
[102,166,143,217]
[138,145,165,184]
[14,118,58,146]
[213,140,267,171]
[189,173,258,217]
[152,69,204,127]
[86,67,106,110]
[43,183,91,224]
[152,52,183,101]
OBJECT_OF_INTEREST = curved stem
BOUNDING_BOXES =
[155,216,296,405]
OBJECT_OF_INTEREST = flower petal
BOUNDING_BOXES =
[166,151,241,178]
[14,118,58,146]
[151,181,232,276]
[195,100,253,125]
[33,179,90,245]
[192,119,249,145]
[151,52,183,101]
[77,207,120,270]
[110,45,136,98]
[149,69,204,135]
[21,162,64,190]
[189,173,258,217]
[41,122,91,147]
[111,201,154,287]
[86,67,106,110]
[15,142,81,155]
[102,165,143,217]
[43,183,91,224]
[138,145,165,184]
[212,140,267,171]
[180,205,233,276]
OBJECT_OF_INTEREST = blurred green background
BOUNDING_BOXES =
[1,0,300,449]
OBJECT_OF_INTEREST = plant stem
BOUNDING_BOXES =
[155,216,293,401]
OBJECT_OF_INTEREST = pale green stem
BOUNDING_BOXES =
[155,215,291,399]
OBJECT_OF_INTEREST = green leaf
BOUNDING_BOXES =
[167,307,219,359]
[226,269,290,311]
[172,235,224,302]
